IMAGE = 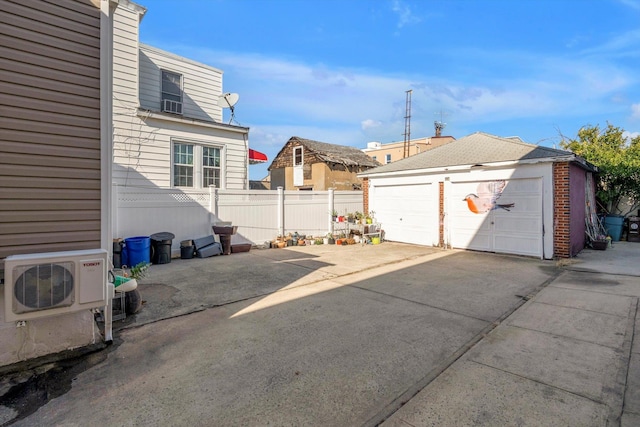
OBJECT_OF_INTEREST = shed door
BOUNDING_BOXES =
[448,178,543,257]
[372,183,437,246]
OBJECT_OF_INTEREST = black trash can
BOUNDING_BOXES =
[150,232,175,264]
[113,239,124,268]
[219,234,232,255]
[180,239,195,259]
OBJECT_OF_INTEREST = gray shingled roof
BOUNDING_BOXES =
[360,132,580,175]
[280,136,381,168]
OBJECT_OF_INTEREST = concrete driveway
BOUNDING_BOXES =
[4,243,561,426]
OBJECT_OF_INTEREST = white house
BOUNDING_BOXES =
[112,1,250,191]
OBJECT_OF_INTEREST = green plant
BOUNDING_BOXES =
[314,238,323,245]
[354,211,364,220]
[129,261,150,280]
[560,123,640,215]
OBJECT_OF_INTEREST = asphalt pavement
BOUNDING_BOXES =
[1,240,639,426]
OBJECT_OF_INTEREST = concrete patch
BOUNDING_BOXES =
[508,302,628,348]
[624,352,640,414]
[634,315,640,354]
[534,285,634,316]
[347,251,555,322]
[552,270,640,298]
[622,411,640,426]
[381,361,607,426]
[15,285,488,426]
[468,326,622,401]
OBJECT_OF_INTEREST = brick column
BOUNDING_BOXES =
[553,162,570,258]
[362,177,369,214]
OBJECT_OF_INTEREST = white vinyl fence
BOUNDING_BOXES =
[113,185,363,255]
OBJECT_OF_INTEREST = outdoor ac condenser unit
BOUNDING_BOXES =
[3,249,108,322]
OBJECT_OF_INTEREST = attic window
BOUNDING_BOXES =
[293,146,303,166]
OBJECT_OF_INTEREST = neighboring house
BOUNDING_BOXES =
[360,132,597,259]
[269,136,380,190]
[0,0,116,367]
[362,135,455,164]
[112,1,250,191]
[249,176,271,190]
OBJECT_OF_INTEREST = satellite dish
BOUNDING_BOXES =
[218,92,239,108]
[217,93,240,124]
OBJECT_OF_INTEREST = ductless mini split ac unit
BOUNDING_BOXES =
[3,249,108,322]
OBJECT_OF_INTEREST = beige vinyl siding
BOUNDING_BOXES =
[0,0,102,259]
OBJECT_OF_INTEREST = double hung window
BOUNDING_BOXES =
[173,142,222,189]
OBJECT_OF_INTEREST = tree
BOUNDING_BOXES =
[560,123,640,216]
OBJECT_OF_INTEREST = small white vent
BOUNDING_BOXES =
[162,99,183,115]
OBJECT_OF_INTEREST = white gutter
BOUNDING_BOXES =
[137,109,249,134]
[358,155,579,179]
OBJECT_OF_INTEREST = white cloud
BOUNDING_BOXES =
[361,119,382,130]
[631,103,640,120]
[618,0,640,10]
[172,42,637,159]
[623,130,640,139]
[391,0,421,29]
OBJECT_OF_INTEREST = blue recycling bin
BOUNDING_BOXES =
[604,215,624,242]
[124,236,151,266]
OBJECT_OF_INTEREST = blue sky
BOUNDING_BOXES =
[139,0,640,180]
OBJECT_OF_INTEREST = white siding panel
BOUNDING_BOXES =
[139,46,223,123]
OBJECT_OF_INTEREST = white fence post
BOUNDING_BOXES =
[112,183,119,238]
[277,186,284,237]
[328,187,335,235]
[209,185,218,224]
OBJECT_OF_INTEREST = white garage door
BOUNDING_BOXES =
[449,178,543,257]
[372,183,437,246]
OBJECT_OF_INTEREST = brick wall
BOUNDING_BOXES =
[362,177,369,214]
[553,162,571,258]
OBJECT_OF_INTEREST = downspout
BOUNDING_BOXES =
[101,0,118,343]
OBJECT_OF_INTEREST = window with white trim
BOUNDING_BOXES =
[173,142,222,189]
[385,154,391,164]
[162,70,182,103]
[293,146,303,166]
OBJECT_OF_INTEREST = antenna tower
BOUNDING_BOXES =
[403,89,412,158]
[434,110,448,137]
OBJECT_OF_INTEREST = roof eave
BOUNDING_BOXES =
[359,155,585,179]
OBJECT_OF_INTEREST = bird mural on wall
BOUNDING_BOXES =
[463,180,515,214]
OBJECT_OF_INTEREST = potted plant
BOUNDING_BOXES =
[347,212,355,223]
[325,232,335,245]
[330,209,338,222]
[354,211,364,224]
[314,237,323,245]
[366,211,375,224]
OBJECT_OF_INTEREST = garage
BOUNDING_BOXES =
[360,132,597,259]
[448,178,543,257]
[371,183,438,246]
